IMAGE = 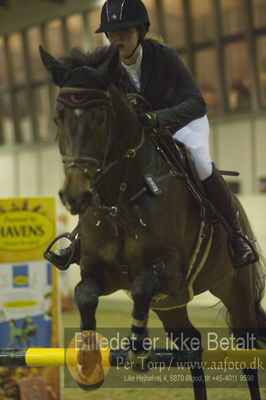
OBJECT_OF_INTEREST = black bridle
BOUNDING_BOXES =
[57,86,145,213]
[57,87,112,179]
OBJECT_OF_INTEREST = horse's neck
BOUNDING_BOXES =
[109,84,142,157]
[97,140,146,207]
[95,85,145,204]
[95,85,176,206]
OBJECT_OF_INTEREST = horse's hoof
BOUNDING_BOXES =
[77,379,105,391]
[66,331,110,389]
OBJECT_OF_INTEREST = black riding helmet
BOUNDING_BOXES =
[95,0,150,34]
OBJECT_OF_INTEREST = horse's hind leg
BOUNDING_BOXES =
[155,307,208,400]
[210,271,261,400]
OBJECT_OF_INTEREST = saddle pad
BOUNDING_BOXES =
[150,224,214,310]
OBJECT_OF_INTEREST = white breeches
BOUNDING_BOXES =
[173,115,212,180]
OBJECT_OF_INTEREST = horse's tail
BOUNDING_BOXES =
[226,254,266,346]
[253,245,266,344]
[241,200,266,342]
[227,199,266,345]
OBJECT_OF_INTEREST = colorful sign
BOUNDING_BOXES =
[0,197,60,400]
[0,198,55,262]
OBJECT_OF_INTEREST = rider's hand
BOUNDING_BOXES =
[138,112,158,131]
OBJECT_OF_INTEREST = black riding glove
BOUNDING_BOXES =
[139,112,158,132]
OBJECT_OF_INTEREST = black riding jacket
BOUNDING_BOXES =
[118,39,207,134]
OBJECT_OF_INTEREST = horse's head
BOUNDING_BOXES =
[40,45,125,214]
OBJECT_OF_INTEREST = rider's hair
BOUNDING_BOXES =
[145,34,166,45]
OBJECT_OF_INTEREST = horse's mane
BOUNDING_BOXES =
[59,46,113,69]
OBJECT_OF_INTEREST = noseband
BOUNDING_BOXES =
[57,87,145,184]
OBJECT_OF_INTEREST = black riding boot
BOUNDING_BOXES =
[44,239,80,270]
[202,166,259,268]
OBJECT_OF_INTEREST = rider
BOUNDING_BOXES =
[44,0,258,269]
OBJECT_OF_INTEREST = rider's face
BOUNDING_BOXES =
[107,27,140,64]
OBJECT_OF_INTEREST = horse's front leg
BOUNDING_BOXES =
[128,269,159,369]
[74,276,100,331]
[72,260,104,389]
[74,255,104,331]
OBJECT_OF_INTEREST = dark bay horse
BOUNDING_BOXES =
[40,45,266,399]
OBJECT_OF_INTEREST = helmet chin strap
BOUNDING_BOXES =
[123,25,146,60]
[123,41,141,60]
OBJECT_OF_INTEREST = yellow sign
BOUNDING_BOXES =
[0,197,55,262]
[0,197,60,399]
[3,300,39,308]
[0,211,54,251]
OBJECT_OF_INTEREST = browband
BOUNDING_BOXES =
[57,87,111,108]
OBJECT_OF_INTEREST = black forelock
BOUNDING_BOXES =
[61,66,106,89]
[58,46,122,88]
[59,46,113,69]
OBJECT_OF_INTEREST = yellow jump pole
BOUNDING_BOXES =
[0,347,111,368]
[0,348,66,367]
[0,348,266,368]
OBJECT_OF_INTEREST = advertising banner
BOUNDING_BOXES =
[0,197,60,400]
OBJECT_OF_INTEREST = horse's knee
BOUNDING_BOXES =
[131,286,151,305]
[131,271,158,305]
[74,281,99,312]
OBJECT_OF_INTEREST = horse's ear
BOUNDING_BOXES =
[98,45,121,84]
[39,45,69,87]
[106,45,120,73]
